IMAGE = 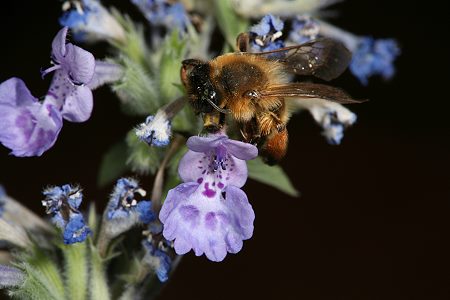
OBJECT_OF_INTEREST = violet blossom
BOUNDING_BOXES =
[0,27,122,157]
[160,134,258,262]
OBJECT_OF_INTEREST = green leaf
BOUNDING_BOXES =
[213,0,249,48]
[62,243,88,300]
[247,157,300,197]
[159,30,187,102]
[98,141,128,187]
[14,248,66,300]
[113,57,161,116]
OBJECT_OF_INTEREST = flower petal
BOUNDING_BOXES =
[0,96,62,157]
[63,213,91,244]
[223,139,258,160]
[0,77,38,106]
[186,135,227,153]
[52,27,69,63]
[61,85,93,122]
[160,183,254,262]
[178,149,249,188]
[63,43,95,84]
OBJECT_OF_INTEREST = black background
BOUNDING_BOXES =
[1,1,450,299]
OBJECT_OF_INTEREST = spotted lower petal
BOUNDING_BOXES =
[160,182,254,262]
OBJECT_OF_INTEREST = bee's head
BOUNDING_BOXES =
[181,59,222,114]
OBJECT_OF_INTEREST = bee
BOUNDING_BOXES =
[181,33,360,164]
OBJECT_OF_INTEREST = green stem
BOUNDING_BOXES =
[62,242,88,300]
[89,243,110,300]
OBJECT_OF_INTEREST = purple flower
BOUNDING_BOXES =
[42,184,91,244]
[249,15,285,53]
[160,134,258,262]
[350,37,400,85]
[0,78,63,156]
[0,27,95,156]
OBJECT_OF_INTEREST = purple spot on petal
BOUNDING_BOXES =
[218,182,224,189]
[202,182,216,198]
[179,205,199,222]
[226,177,230,181]
[212,182,215,186]
[197,178,203,184]
[216,211,230,226]
[202,170,206,174]
[205,212,217,230]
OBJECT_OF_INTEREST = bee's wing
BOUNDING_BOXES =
[260,82,365,104]
[251,38,352,81]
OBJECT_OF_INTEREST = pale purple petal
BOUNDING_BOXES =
[61,85,93,122]
[52,27,68,63]
[178,149,248,188]
[160,182,254,262]
[160,182,198,223]
[87,60,124,90]
[63,44,95,84]
[0,89,63,157]
[0,77,37,106]
[186,135,228,153]
[223,139,258,160]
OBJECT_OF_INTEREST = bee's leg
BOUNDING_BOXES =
[236,32,250,52]
[239,118,261,144]
[260,129,289,165]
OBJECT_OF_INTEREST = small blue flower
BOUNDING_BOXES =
[131,0,190,32]
[42,184,91,244]
[249,15,285,53]
[294,98,357,145]
[289,15,320,44]
[142,238,172,282]
[59,0,126,43]
[63,213,91,244]
[350,37,400,85]
[135,113,172,147]
[106,178,155,223]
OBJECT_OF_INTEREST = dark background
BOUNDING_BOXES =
[1,1,449,299]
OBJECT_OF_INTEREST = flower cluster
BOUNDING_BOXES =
[160,134,258,261]
[42,184,91,244]
[249,14,285,52]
